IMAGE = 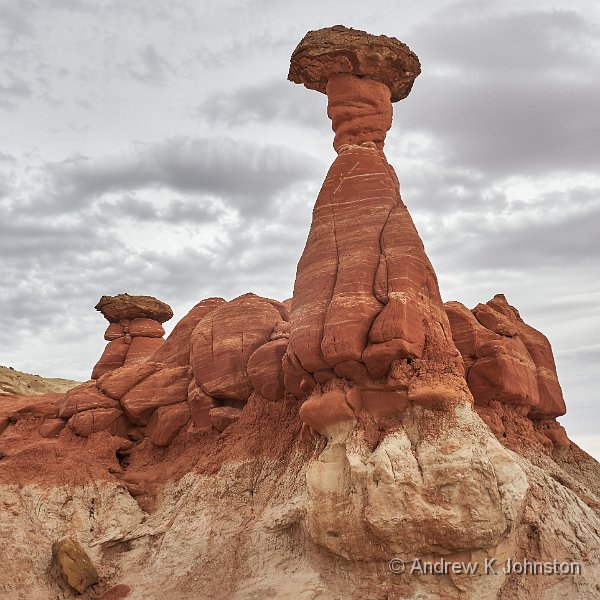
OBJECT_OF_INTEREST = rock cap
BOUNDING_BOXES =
[288,25,421,102]
[95,294,173,323]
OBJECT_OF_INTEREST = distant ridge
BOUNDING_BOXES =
[0,365,79,396]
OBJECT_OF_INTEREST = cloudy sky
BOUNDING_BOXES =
[1,0,598,457]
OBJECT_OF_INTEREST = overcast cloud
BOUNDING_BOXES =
[0,0,598,458]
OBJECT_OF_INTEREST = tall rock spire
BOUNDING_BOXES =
[284,26,468,434]
[282,29,529,585]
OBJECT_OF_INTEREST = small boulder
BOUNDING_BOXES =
[40,418,66,438]
[120,366,191,425]
[209,406,242,432]
[68,408,128,437]
[188,386,216,429]
[51,537,98,593]
[97,362,158,401]
[95,293,173,323]
[57,381,120,419]
[129,318,165,338]
[247,338,287,401]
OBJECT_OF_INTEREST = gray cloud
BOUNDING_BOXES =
[0,152,16,162]
[198,78,327,130]
[399,9,600,178]
[0,69,32,110]
[94,194,223,224]
[127,44,173,84]
[0,1,36,41]
[192,31,292,69]
[45,136,319,216]
[421,186,600,272]
[418,8,599,76]
[401,76,600,177]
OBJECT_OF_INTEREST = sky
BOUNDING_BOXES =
[0,0,598,458]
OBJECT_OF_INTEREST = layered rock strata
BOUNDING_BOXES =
[445,293,570,453]
[284,28,466,416]
[445,293,566,420]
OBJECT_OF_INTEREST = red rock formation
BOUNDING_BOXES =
[151,297,226,367]
[288,24,420,102]
[91,294,173,379]
[190,294,286,402]
[1,25,599,600]
[146,402,191,446]
[209,406,242,432]
[120,366,192,425]
[446,293,568,457]
[15,294,293,449]
[445,294,566,420]
[284,26,467,433]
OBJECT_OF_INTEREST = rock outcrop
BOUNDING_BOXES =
[0,294,292,459]
[445,294,566,420]
[0,24,598,600]
[284,27,465,408]
[91,294,173,379]
[279,28,537,598]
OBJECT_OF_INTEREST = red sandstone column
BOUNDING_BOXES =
[284,26,468,433]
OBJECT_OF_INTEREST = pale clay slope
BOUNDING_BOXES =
[0,365,80,396]
[1,403,599,600]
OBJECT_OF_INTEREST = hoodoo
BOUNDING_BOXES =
[92,294,173,379]
[284,25,469,431]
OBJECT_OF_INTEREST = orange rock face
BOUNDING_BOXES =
[57,381,120,419]
[68,407,128,437]
[92,338,129,379]
[284,27,465,430]
[246,338,287,401]
[445,294,566,419]
[208,406,242,432]
[123,337,165,365]
[120,366,191,425]
[151,298,226,367]
[190,294,285,402]
[146,402,191,446]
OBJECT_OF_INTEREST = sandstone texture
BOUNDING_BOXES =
[92,294,174,379]
[51,537,99,593]
[190,294,286,402]
[288,25,421,102]
[0,24,598,600]
[448,293,566,419]
[95,294,173,323]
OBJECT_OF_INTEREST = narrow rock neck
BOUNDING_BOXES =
[326,73,393,153]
